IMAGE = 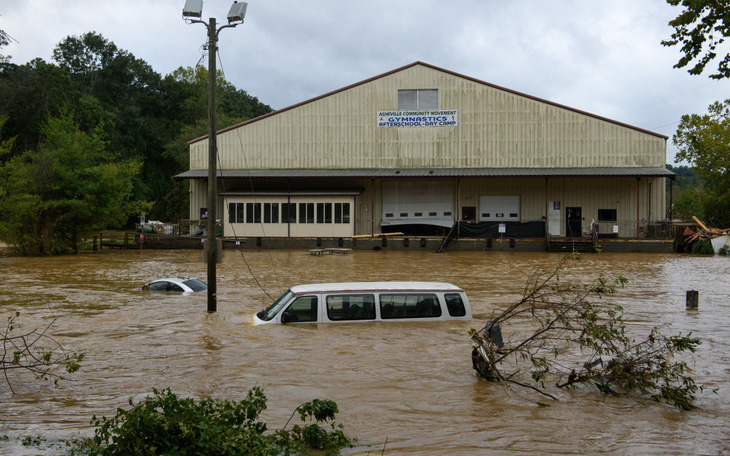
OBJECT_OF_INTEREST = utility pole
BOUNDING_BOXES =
[206,16,218,313]
[183,0,248,313]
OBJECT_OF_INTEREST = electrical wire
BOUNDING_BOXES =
[213,50,282,300]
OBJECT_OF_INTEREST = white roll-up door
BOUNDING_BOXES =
[382,181,454,228]
[479,195,521,222]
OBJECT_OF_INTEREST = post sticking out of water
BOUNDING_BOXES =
[686,290,699,309]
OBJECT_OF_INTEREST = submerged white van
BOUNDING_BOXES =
[253,282,472,325]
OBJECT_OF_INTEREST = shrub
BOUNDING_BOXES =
[72,387,352,456]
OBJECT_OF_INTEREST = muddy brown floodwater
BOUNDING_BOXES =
[1,248,729,455]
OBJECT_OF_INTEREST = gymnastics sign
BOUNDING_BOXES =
[377,110,458,128]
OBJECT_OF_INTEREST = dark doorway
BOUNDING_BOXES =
[566,207,582,238]
[462,206,476,222]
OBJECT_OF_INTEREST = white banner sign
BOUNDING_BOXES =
[377,110,458,128]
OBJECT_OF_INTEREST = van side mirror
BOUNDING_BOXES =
[281,311,292,323]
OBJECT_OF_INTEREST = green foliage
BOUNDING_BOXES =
[0,29,11,64]
[0,113,146,254]
[471,255,702,410]
[691,239,715,254]
[666,165,704,221]
[673,99,730,227]
[1,32,273,230]
[661,0,730,79]
[72,387,352,456]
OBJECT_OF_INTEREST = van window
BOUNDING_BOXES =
[284,296,318,322]
[379,294,442,319]
[259,290,295,321]
[445,293,467,317]
[326,294,376,321]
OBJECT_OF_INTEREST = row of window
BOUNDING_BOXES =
[384,211,452,218]
[284,292,466,322]
[228,202,351,224]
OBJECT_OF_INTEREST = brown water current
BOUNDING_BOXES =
[0,249,729,455]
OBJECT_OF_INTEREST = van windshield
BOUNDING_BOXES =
[258,290,295,321]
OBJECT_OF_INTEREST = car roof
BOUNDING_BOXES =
[151,277,194,283]
[289,282,464,294]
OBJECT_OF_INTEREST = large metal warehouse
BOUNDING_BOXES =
[177,61,673,241]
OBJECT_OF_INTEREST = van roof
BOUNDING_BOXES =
[289,282,464,294]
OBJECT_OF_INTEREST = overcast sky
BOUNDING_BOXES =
[3,0,730,164]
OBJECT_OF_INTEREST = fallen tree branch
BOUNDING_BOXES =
[470,255,701,410]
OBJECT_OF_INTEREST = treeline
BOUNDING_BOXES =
[0,31,272,254]
[666,164,702,222]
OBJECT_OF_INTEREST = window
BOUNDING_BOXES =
[317,203,333,224]
[398,89,438,110]
[299,203,315,223]
[597,209,617,221]
[282,203,296,223]
[236,203,244,223]
[444,293,467,317]
[182,279,207,292]
[284,296,318,322]
[335,203,350,223]
[246,203,261,223]
[147,281,169,291]
[228,203,244,223]
[264,203,279,223]
[379,293,442,319]
[326,294,376,321]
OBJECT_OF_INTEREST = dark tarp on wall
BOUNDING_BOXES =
[458,221,545,238]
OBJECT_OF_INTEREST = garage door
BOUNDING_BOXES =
[382,181,455,228]
[479,195,521,222]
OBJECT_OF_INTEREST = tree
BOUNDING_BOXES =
[0,58,80,155]
[662,0,730,79]
[2,312,84,394]
[666,165,704,221]
[673,99,730,226]
[0,29,12,64]
[1,32,273,229]
[471,255,701,410]
[0,113,149,254]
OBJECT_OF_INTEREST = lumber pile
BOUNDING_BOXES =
[684,216,729,243]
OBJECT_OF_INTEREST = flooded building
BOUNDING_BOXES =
[177,62,673,240]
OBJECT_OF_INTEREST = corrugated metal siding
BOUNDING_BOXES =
[457,176,667,236]
[190,65,666,171]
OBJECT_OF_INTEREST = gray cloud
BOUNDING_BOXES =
[4,0,730,163]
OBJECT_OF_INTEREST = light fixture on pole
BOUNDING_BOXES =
[183,0,247,313]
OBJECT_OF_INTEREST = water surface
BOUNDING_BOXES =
[0,249,728,454]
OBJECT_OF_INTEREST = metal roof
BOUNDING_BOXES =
[176,167,676,180]
[221,189,363,196]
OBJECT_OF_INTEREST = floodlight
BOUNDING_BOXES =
[183,0,203,19]
[227,1,248,24]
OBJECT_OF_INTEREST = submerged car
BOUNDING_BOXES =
[140,277,207,292]
[254,281,472,325]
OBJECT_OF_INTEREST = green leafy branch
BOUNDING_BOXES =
[471,255,701,410]
[71,387,353,455]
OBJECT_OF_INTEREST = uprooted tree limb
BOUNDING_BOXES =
[1,312,84,393]
[470,255,701,410]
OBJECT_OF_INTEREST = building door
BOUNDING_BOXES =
[566,207,582,238]
[462,206,476,222]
